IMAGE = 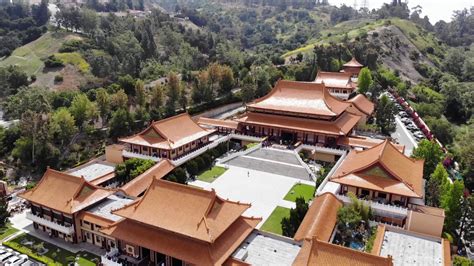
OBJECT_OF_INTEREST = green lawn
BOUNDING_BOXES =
[0,224,19,241]
[245,142,259,149]
[0,31,81,75]
[197,166,227,183]
[260,206,291,235]
[3,233,99,265]
[284,183,315,202]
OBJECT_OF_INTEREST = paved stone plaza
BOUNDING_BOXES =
[190,148,315,227]
[226,148,312,181]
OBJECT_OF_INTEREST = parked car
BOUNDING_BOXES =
[7,254,28,266]
[406,123,418,131]
[0,252,14,263]
[414,132,425,139]
[398,111,409,118]
[401,117,411,124]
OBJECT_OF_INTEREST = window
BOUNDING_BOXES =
[361,189,370,197]
[126,245,135,255]
[377,193,387,199]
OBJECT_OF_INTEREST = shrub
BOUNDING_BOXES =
[44,55,64,68]
[201,153,212,169]
[173,168,187,184]
[194,157,205,172]
[185,161,199,176]
[54,75,63,83]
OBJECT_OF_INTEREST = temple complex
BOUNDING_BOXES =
[235,80,362,147]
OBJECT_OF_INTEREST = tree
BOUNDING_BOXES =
[165,73,180,116]
[135,79,146,107]
[358,67,372,95]
[281,197,308,237]
[179,87,187,111]
[441,180,465,234]
[118,75,136,96]
[150,84,164,120]
[80,9,98,37]
[444,48,465,78]
[2,87,51,120]
[109,109,133,139]
[69,94,98,129]
[110,89,128,111]
[0,197,10,227]
[32,0,50,26]
[412,139,444,180]
[425,117,454,145]
[96,88,110,123]
[459,195,474,246]
[49,108,78,146]
[452,255,473,266]
[425,163,450,207]
[219,66,234,95]
[375,95,396,135]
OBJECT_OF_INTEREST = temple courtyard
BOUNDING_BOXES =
[189,147,316,228]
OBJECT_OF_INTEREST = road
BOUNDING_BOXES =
[391,116,418,156]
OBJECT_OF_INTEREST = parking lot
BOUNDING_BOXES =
[0,246,33,265]
[385,93,423,156]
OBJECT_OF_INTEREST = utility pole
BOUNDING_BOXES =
[353,0,358,10]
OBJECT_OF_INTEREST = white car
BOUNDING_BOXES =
[7,254,28,266]
[0,252,14,263]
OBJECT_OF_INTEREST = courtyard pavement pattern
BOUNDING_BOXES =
[225,148,312,181]
[190,148,315,228]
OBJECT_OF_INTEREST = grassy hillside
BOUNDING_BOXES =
[0,31,82,76]
[283,18,443,61]
[283,19,385,57]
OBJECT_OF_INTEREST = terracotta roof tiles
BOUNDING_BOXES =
[197,117,239,130]
[101,216,260,265]
[331,140,424,198]
[293,237,393,266]
[343,57,364,68]
[347,94,375,115]
[247,80,351,118]
[19,168,114,214]
[113,178,253,243]
[120,159,175,197]
[119,113,214,150]
[315,71,356,90]
[294,193,343,242]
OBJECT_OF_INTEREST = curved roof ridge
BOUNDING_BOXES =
[343,57,364,67]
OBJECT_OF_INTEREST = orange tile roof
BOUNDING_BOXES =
[236,111,360,136]
[19,168,114,214]
[197,117,239,130]
[337,136,405,153]
[113,178,253,243]
[120,159,174,197]
[247,80,350,118]
[347,94,375,115]
[294,193,343,242]
[331,140,424,198]
[343,57,364,68]
[119,113,214,150]
[371,225,386,255]
[442,238,451,266]
[102,216,260,266]
[77,211,115,227]
[293,237,393,266]
[314,71,356,90]
[223,258,252,266]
